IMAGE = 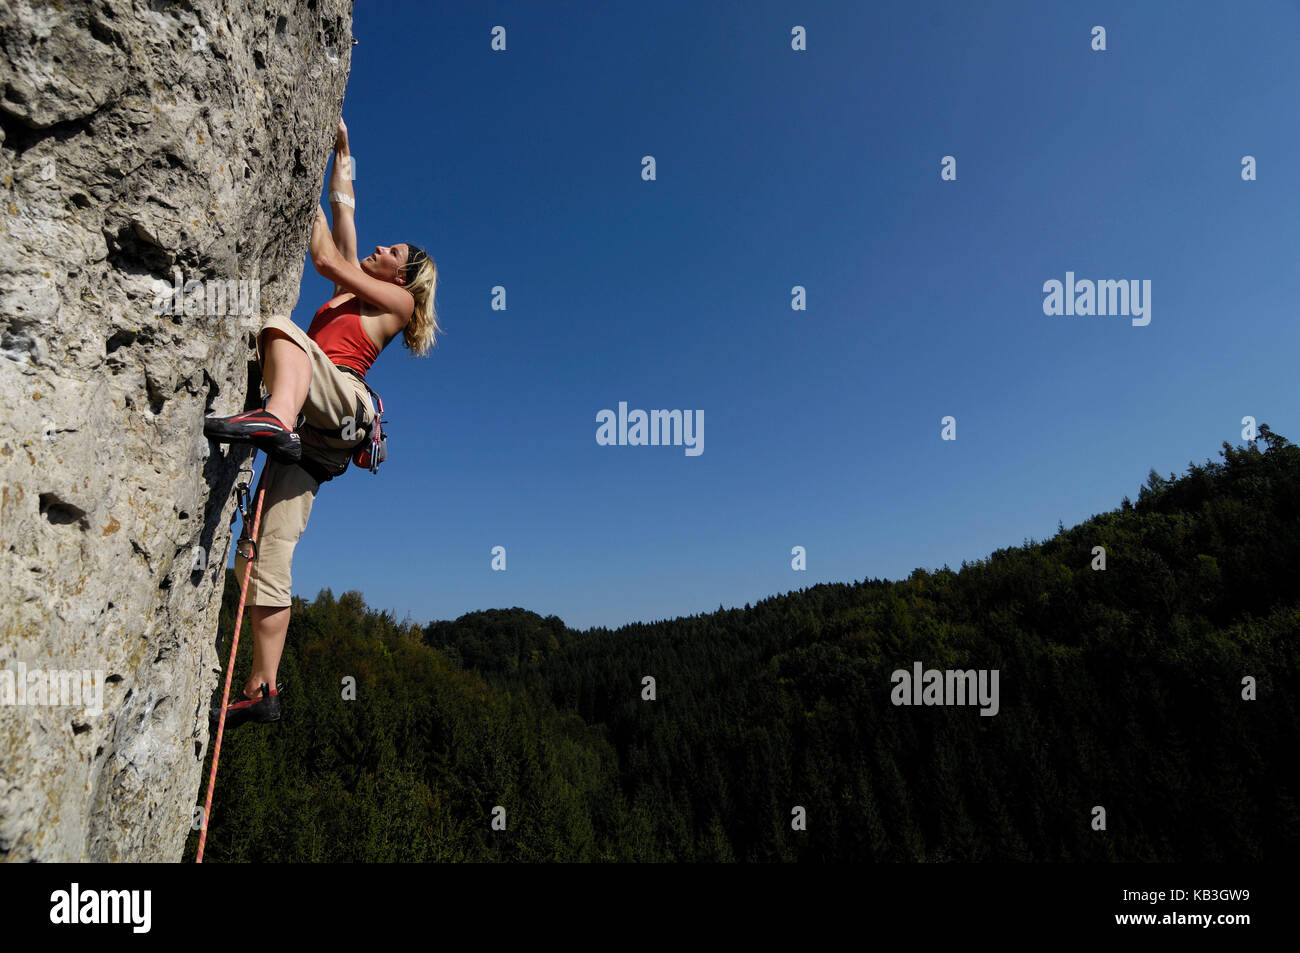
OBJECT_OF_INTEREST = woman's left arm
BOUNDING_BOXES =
[328,118,359,278]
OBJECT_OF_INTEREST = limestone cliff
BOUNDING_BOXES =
[0,0,353,861]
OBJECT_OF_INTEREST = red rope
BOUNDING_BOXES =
[196,482,266,863]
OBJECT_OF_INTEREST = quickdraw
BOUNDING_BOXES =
[228,466,258,562]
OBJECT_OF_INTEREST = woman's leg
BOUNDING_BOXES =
[231,455,319,703]
[260,328,311,430]
[243,605,291,698]
[229,322,358,701]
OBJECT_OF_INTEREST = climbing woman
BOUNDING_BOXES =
[203,116,440,728]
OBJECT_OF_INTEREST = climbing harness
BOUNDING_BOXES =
[294,363,389,484]
[196,454,265,863]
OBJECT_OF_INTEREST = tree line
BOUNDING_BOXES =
[188,425,1299,861]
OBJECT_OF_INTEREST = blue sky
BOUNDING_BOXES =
[253,1,1300,631]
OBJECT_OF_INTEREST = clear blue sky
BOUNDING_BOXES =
[249,0,1300,632]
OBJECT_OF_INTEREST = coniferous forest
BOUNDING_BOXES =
[187,428,1300,862]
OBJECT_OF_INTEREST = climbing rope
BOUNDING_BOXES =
[196,457,265,863]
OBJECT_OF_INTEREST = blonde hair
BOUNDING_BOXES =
[401,251,441,357]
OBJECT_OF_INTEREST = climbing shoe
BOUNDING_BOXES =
[210,682,281,732]
[204,409,301,463]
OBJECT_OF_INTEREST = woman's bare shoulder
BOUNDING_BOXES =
[357,298,405,348]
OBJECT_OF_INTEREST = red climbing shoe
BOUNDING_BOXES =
[204,408,301,463]
[210,682,281,731]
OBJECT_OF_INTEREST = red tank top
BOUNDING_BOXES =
[307,295,381,378]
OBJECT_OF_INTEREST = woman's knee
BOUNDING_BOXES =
[259,326,299,351]
[259,328,311,375]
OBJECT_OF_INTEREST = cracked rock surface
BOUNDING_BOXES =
[0,0,352,861]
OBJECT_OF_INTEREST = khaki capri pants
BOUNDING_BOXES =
[233,314,375,607]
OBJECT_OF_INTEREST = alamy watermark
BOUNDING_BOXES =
[151,267,261,327]
[49,883,150,933]
[596,401,704,456]
[891,661,999,716]
[0,662,105,717]
[1042,271,1150,326]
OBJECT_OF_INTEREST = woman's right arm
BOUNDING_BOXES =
[311,205,414,321]
[327,118,360,289]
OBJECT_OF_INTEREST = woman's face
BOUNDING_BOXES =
[361,244,411,285]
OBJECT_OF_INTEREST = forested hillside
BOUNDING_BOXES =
[190,427,1299,861]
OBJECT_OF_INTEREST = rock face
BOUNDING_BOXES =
[0,0,353,861]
